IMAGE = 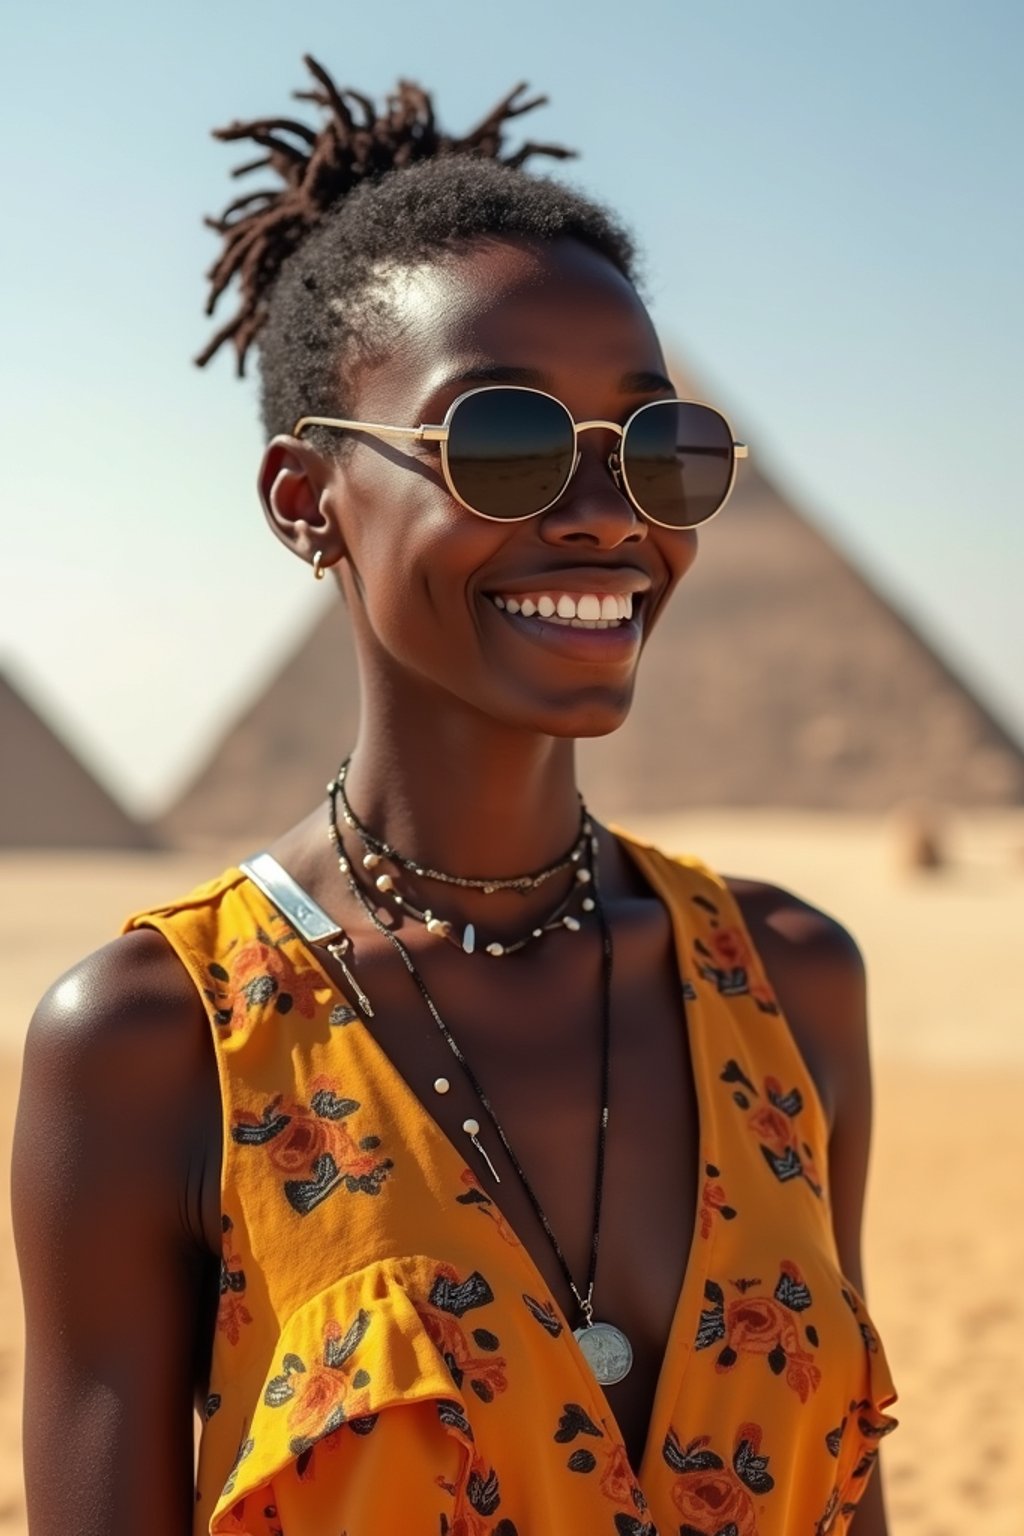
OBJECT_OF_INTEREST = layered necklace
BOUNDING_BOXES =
[325,759,634,1387]
[333,757,596,957]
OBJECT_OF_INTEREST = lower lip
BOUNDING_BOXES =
[485,600,644,662]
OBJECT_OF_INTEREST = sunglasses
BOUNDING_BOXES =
[294,385,747,530]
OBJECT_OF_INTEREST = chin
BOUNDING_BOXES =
[525,686,637,741]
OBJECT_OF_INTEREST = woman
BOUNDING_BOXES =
[13,61,898,1536]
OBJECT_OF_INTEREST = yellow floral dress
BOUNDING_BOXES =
[125,832,898,1535]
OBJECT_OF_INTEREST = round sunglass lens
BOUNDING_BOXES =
[445,388,576,520]
[622,402,734,528]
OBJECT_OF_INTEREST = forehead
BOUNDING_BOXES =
[353,237,666,415]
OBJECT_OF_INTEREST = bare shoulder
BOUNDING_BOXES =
[15,935,221,1530]
[22,927,208,1106]
[27,924,203,1042]
[725,873,864,971]
[17,928,219,1252]
[724,875,869,1134]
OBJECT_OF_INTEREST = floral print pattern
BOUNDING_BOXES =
[204,918,323,1032]
[263,1309,375,1456]
[456,1168,520,1245]
[663,1421,775,1536]
[695,1263,823,1402]
[438,1452,520,1536]
[698,1161,738,1239]
[219,1433,254,1501]
[231,1074,393,1215]
[690,894,779,1015]
[552,1401,652,1531]
[217,1214,253,1346]
[415,1264,509,1405]
[721,1059,824,1197]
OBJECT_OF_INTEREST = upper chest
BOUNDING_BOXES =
[331,894,696,1333]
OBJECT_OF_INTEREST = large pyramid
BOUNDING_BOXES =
[160,440,1024,846]
[0,669,151,849]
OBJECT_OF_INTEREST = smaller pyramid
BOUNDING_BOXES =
[0,668,151,849]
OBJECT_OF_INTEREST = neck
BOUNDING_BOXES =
[343,679,583,885]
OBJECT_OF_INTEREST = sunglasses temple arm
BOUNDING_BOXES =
[292,415,450,445]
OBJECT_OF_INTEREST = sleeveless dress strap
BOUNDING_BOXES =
[239,852,344,945]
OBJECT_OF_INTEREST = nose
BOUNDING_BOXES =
[538,430,646,550]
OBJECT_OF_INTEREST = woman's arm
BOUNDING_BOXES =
[734,882,891,1536]
[12,929,219,1535]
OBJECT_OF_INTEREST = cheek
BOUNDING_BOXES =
[643,529,698,631]
[340,452,505,656]
[663,528,700,584]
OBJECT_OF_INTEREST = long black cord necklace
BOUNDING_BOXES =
[325,773,634,1386]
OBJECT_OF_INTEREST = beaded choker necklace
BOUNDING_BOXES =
[333,757,595,958]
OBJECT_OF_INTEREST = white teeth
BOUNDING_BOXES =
[491,590,640,627]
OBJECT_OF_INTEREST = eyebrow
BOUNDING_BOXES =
[620,369,675,393]
[435,364,676,393]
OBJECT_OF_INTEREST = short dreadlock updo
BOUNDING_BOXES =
[197,57,638,448]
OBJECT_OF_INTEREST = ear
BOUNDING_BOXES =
[257,436,347,576]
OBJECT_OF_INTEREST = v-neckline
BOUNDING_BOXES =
[240,832,712,1489]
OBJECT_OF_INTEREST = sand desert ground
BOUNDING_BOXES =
[1,809,1022,1533]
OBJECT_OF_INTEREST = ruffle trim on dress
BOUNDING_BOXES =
[832,1278,900,1520]
[208,1254,476,1533]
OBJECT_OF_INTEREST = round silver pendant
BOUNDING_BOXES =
[573,1320,634,1385]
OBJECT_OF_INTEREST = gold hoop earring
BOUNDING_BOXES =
[312,551,326,581]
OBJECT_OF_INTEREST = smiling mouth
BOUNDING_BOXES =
[490,591,635,630]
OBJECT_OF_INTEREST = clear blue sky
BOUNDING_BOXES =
[1,0,1021,813]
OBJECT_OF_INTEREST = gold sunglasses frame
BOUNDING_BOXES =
[293,384,749,530]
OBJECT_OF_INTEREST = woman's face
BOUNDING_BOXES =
[310,236,698,739]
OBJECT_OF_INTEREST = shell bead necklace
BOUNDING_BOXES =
[334,758,596,957]
[336,758,592,958]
